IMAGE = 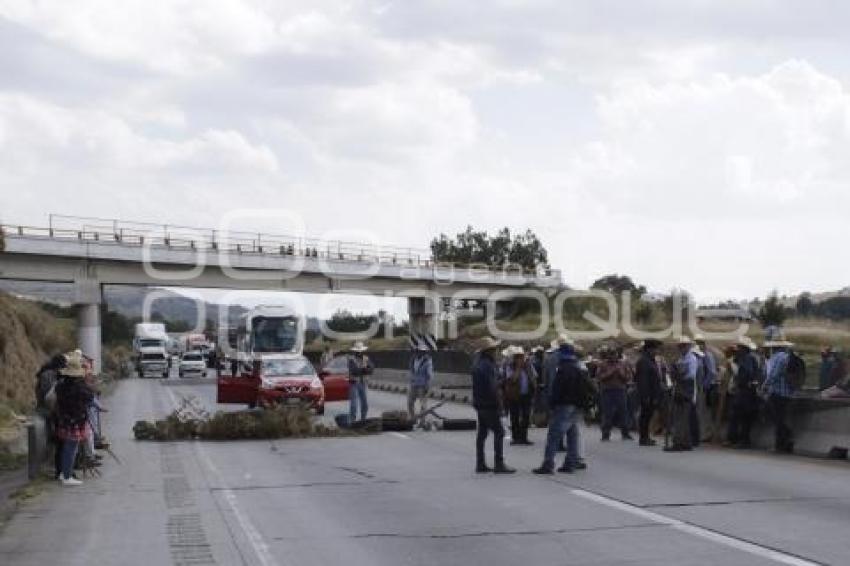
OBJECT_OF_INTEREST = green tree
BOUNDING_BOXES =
[591,274,647,297]
[430,226,549,270]
[757,293,788,327]
[795,292,815,317]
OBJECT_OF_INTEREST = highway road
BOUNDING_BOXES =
[1,373,848,566]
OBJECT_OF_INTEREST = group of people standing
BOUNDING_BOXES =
[35,350,108,486]
[470,330,822,475]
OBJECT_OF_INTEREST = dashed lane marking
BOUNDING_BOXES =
[165,387,280,566]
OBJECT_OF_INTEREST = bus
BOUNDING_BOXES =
[234,305,305,372]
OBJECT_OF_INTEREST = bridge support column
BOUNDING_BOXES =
[74,278,103,374]
[407,296,441,341]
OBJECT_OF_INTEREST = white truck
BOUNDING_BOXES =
[134,323,170,378]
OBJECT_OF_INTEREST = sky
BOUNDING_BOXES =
[1,0,849,308]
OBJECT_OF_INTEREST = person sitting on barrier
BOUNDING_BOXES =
[472,337,515,474]
[819,347,845,391]
[502,346,537,445]
[408,342,433,425]
[55,351,94,486]
[347,341,373,423]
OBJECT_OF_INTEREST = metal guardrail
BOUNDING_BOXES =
[0,214,559,280]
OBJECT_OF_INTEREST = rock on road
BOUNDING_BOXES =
[1,374,848,566]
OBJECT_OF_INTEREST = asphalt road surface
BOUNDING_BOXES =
[1,374,848,566]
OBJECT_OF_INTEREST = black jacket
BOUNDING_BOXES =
[635,351,662,401]
[55,377,94,429]
[549,356,587,408]
[472,352,501,411]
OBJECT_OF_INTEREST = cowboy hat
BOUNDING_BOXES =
[478,337,502,352]
[736,336,757,350]
[694,334,706,343]
[641,338,663,349]
[511,346,526,357]
[675,336,694,346]
[350,341,369,352]
[764,340,794,349]
[60,350,87,378]
[551,333,575,348]
[531,345,545,353]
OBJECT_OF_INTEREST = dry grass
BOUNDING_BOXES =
[0,293,73,412]
[133,404,369,441]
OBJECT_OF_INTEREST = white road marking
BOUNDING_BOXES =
[389,432,410,440]
[572,489,820,566]
[165,388,280,566]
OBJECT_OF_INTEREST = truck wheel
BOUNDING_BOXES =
[163,371,169,379]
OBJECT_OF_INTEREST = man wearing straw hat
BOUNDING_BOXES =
[347,341,373,423]
[726,337,760,448]
[664,336,698,452]
[408,340,434,426]
[472,337,515,474]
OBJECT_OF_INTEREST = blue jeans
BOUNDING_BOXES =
[544,405,580,469]
[349,381,368,422]
[60,439,80,479]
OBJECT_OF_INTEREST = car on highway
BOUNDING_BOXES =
[317,355,352,402]
[138,351,169,379]
[217,355,350,414]
[178,352,208,378]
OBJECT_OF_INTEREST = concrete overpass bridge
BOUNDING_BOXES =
[0,215,562,371]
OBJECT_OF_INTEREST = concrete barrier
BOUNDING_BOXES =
[751,396,850,459]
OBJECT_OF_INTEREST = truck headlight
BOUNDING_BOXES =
[310,377,322,390]
[260,378,276,390]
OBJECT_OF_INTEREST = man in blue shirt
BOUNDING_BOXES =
[408,343,433,426]
[665,336,698,452]
[762,340,795,453]
[472,337,515,474]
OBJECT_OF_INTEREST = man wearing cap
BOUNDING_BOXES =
[534,335,588,474]
[635,339,663,446]
[472,337,515,473]
[347,341,373,422]
[665,336,698,452]
[726,337,760,448]
[408,342,433,425]
[762,340,795,453]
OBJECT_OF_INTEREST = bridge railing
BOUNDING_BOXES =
[0,215,561,281]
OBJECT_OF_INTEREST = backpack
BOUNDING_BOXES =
[786,352,807,391]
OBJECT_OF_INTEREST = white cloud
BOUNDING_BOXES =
[570,60,850,218]
[1,1,849,302]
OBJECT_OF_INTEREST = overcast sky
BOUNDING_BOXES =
[2,1,848,306]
